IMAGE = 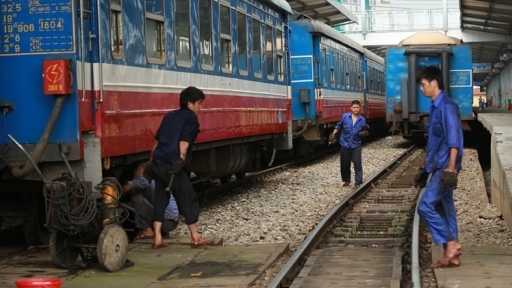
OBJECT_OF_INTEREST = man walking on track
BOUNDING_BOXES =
[329,100,369,189]
[414,66,464,268]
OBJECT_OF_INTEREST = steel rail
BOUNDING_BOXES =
[411,173,432,287]
[267,144,417,288]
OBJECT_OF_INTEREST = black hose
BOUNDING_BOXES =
[292,105,310,138]
[44,175,97,229]
[11,96,67,178]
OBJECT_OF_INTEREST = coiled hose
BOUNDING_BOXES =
[44,175,97,229]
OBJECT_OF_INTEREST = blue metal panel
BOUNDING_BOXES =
[385,47,408,118]
[448,45,473,119]
[289,21,315,121]
[0,1,79,145]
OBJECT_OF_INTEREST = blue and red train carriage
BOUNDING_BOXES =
[0,0,386,248]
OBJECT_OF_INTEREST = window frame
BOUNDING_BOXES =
[175,0,192,67]
[276,27,284,82]
[219,4,232,73]
[265,22,275,80]
[109,0,123,59]
[144,0,165,64]
[252,17,262,78]
[199,0,214,70]
[237,10,248,76]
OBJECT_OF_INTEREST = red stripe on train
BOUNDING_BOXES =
[79,90,289,157]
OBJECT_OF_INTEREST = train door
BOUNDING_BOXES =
[362,57,369,119]
[78,0,103,186]
[416,60,441,114]
[77,0,97,132]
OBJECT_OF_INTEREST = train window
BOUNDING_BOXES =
[276,29,284,81]
[110,0,123,58]
[220,5,232,72]
[321,48,327,87]
[199,0,213,69]
[145,0,165,63]
[358,63,362,91]
[341,55,345,87]
[237,11,247,74]
[326,51,331,87]
[175,0,191,65]
[79,0,91,19]
[265,24,274,79]
[345,58,350,89]
[336,52,340,87]
[252,18,262,77]
[331,68,335,87]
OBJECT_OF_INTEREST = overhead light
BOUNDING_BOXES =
[493,68,500,73]
[502,50,512,61]
[495,61,505,68]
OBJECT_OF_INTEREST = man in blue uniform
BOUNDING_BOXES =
[329,100,369,189]
[414,66,463,268]
[122,162,179,241]
[148,86,212,249]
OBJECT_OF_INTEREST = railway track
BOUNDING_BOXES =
[268,145,426,288]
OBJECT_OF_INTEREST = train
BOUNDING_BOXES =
[385,31,474,141]
[0,0,386,246]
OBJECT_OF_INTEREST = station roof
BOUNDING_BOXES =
[459,0,512,81]
[286,0,358,26]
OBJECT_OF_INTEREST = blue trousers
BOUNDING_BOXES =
[340,146,362,184]
[417,170,458,245]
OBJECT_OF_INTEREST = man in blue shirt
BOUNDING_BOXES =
[329,100,369,189]
[414,66,464,269]
[148,86,212,249]
[122,162,179,241]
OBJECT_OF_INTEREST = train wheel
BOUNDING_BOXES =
[97,224,128,272]
[49,229,80,268]
[23,194,49,246]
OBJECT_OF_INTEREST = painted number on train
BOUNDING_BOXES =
[0,0,74,56]
[291,56,313,82]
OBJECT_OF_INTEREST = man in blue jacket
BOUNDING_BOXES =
[414,66,464,269]
[329,100,369,189]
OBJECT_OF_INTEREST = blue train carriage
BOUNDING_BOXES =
[288,19,386,155]
[0,0,293,248]
[386,32,473,139]
[0,0,80,246]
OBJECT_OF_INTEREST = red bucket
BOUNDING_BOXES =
[15,278,63,288]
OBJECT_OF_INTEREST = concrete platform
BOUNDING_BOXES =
[2,237,289,288]
[477,108,512,230]
[432,245,512,287]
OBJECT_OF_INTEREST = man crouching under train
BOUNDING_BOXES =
[146,86,213,249]
[414,66,463,268]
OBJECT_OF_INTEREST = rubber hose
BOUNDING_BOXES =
[11,96,67,178]
[292,105,310,137]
